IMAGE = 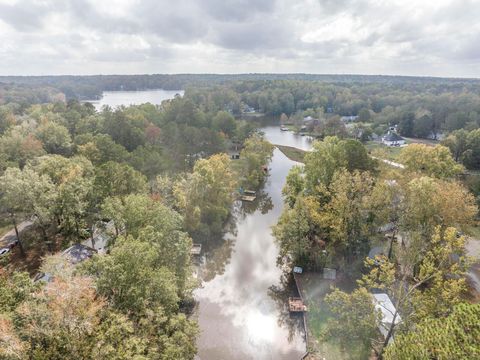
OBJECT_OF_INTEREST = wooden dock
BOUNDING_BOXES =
[240,195,256,202]
[289,297,307,312]
[293,272,310,359]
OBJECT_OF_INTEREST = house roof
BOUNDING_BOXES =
[62,244,97,265]
[372,293,402,339]
[383,132,404,142]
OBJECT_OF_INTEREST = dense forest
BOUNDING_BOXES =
[2,75,480,173]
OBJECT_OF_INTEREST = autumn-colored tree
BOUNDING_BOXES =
[15,275,105,359]
[174,153,236,237]
[401,176,477,239]
[399,143,463,178]
[239,133,274,188]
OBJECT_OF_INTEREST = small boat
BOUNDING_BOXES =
[289,297,307,312]
[280,126,288,131]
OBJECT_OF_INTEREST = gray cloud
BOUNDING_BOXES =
[0,0,479,76]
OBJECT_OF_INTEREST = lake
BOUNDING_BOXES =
[86,89,184,110]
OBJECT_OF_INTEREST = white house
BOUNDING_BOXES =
[382,131,406,147]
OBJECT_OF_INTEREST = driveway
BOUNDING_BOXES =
[0,220,34,248]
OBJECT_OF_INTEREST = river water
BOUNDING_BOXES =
[194,126,313,360]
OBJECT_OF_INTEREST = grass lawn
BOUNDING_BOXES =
[276,144,307,163]
[297,273,371,360]
[366,141,403,161]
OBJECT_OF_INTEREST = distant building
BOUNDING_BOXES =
[303,116,320,127]
[382,131,406,147]
[242,104,255,113]
[341,115,358,122]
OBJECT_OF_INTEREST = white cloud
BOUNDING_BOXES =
[0,0,479,76]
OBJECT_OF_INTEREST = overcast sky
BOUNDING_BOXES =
[1,0,480,77]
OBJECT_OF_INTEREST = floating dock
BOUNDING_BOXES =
[240,195,256,202]
[190,244,202,255]
[243,190,256,196]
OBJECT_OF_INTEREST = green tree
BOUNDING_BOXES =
[31,155,95,240]
[323,287,379,353]
[36,121,72,155]
[86,236,179,316]
[282,165,304,208]
[384,303,480,360]
[239,134,274,188]
[212,111,236,138]
[101,194,192,293]
[94,161,147,202]
[174,153,236,237]
[0,167,57,250]
[304,137,375,192]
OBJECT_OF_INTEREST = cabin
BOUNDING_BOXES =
[382,131,406,147]
[372,293,401,341]
[289,297,307,312]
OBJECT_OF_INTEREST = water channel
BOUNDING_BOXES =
[194,126,313,360]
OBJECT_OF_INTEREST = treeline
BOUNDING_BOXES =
[3,73,480,101]
[0,94,273,359]
[274,137,479,357]
[0,97,255,176]
[0,83,65,107]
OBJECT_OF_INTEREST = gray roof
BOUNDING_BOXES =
[383,132,404,142]
[62,244,97,265]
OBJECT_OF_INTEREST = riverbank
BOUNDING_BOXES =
[275,145,307,163]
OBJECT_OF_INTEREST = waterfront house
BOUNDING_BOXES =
[382,131,406,147]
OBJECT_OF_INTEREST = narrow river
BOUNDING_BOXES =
[194,126,313,360]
